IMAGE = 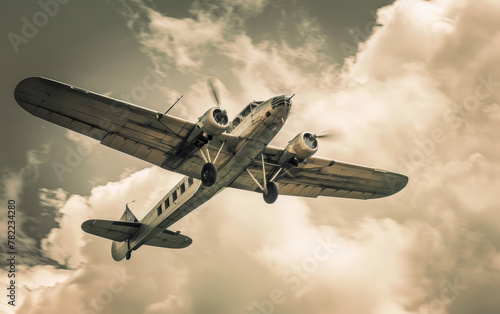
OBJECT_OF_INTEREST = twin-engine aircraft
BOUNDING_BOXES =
[14,77,408,261]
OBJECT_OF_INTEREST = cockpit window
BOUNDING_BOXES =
[231,102,259,129]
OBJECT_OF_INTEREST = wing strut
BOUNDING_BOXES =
[261,153,268,194]
[245,154,279,204]
[246,168,265,192]
[246,153,269,193]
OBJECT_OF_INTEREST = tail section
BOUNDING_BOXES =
[81,205,141,261]
[111,238,131,262]
[143,230,192,249]
[82,204,192,261]
[111,204,140,261]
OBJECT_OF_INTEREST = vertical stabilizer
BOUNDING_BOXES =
[120,204,139,223]
[111,204,139,261]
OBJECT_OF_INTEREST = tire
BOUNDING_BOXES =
[263,181,278,204]
[126,251,131,260]
[201,163,217,187]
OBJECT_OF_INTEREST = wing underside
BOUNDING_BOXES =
[230,146,408,200]
[14,77,238,178]
[15,77,407,200]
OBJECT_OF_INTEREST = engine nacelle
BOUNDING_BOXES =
[281,132,318,163]
[197,107,229,137]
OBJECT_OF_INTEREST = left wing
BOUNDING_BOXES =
[229,146,408,200]
[14,77,238,178]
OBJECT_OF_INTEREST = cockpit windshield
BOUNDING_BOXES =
[271,95,291,109]
[230,101,260,129]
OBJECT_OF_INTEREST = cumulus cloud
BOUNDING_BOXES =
[12,0,500,313]
[0,144,50,203]
[0,144,62,269]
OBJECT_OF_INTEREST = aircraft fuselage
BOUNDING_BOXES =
[112,96,292,257]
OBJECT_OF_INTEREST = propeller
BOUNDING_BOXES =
[206,77,228,126]
[207,77,222,110]
[312,130,342,140]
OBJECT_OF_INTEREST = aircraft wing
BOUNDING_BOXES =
[229,146,408,200]
[14,77,238,178]
[81,219,141,242]
[143,229,192,249]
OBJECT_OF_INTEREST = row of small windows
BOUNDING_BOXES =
[157,177,195,216]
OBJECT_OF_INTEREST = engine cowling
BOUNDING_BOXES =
[197,107,229,137]
[282,132,318,163]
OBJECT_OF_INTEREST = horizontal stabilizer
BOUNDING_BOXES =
[82,219,141,242]
[144,229,192,249]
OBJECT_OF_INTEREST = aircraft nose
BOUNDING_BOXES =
[274,99,290,120]
[268,95,291,123]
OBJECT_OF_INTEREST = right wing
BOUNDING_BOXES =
[14,77,239,178]
[230,146,408,200]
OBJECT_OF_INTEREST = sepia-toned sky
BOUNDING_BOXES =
[1,0,500,313]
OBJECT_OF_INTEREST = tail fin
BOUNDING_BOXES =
[119,204,138,223]
[81,204,141,261]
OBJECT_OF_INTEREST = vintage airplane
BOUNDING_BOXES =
[14,77,408,261]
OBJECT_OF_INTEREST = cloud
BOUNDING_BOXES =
[13,0,500,313]
[0,144,50,203]
[11,168,461,313]
[0,144,62,269]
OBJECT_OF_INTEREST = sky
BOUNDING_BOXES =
[1,0,500,313]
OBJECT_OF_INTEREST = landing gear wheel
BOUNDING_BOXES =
[263,181,278,204]
[201,163,217,187]
[126,251,131,260]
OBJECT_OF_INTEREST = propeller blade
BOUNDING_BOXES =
[315,132,333,139]
[207,77,222,109]
[314,130,342,140]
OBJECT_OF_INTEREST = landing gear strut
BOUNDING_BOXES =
[125,240,131,260]
[246,153,280,204]
[199,141,226,187]
[201,163,217,187]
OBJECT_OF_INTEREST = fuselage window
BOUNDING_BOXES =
[180,183,186,194]
[164,197,170,209]
[232,117,241,129]
[157,204,162,216]
[188,177,194,186]
[173,190,178,202]
[241,107,251,117]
